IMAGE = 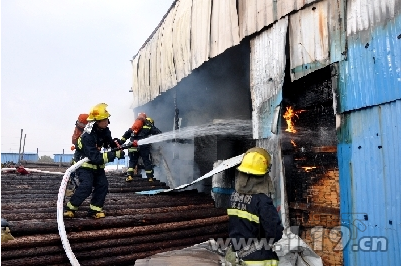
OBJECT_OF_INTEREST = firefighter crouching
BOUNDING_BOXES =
[118,113,161,182]
[225,147,284,266]
[64,103,125,219]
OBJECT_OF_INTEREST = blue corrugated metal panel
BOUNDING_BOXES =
[1,153,38,163]
[53,154,74,163]
[337,100,401,266]
[339,14,401,112]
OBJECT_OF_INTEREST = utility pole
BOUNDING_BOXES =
[21,134,26,161]
[18,129,23,163]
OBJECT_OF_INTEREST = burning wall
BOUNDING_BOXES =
[282,65,342,265]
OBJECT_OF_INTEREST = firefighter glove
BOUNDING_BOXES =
[116,150,125,159]
[132,140,139,147]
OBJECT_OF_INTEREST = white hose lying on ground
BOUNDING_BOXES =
[1,168,65,175]
[56,157,89,266]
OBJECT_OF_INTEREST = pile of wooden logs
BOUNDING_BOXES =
[1,172,229,266]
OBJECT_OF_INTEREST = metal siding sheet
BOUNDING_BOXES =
[149,29,161,101]
[296,0,320,10]
[329,0,347,63]
[191,0,211,70]
[277,0,296,19]
[289,0,330,81]
[137,48,147,105]
[21,154,39,162]
[250,17,288,139]
[339,14,401,112]
[159,5,178,93]
[172,0,192,83]
[131,0,338,108]
[53,154,74,163]
[131,55,140,108]
[209,0,240,58]
[237,0,329,42]
[138,43,152,104]
[337,100,401,266]
[256,0,276,33]
[347,0,400,35]
[1,153,38,163]
[238,0,258,40]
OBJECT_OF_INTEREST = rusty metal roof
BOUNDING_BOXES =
[1,171,228,266]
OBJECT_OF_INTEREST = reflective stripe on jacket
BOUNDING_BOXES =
[227,191,283,262]
[74,125,114,170]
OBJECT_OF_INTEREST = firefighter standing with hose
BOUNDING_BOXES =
[63,103,125,219]
[118,113,161,182]
[225,147,284,266]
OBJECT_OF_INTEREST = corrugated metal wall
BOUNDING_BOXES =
[288,0,347,81]
[337,0,401,265]
[53,154,74,163]
[250,17,289,228]
[1,153,39,163]
[339,14,401,112]
[337,100,401,266]
[131,0,327,108]
[250,17,288,139]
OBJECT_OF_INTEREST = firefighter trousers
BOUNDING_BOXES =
[69,168,108,209]
[128,144,153,178]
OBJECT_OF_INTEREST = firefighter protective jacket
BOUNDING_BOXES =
[121,120,161,143]
[227,191,284,261]
[74,125,117,169]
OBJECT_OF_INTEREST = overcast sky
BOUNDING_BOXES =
[1,0,173,157]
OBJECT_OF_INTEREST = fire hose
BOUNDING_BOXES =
[56,142,133,266]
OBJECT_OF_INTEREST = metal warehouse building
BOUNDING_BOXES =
[129,0,401,265]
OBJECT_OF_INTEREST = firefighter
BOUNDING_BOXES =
[225,147,284,266]
[119,113,161,182]
[63,103,125,219]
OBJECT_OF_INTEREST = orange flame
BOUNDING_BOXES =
[291,140,297,147]
[283,106,305,133]
[302,166,317,172]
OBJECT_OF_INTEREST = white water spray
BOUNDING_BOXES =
[138,119,252,145]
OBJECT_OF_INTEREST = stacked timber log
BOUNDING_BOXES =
[1,172,229,266]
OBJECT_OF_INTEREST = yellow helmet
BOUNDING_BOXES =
[146,117,154,124]
[237,147,271,176]
[87,103,111,121]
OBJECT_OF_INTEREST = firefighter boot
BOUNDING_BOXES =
[88,205,105,219]
[148,176,154,182]
[63,203,77,218]
[126,175,134,182]
[87,210,105,219]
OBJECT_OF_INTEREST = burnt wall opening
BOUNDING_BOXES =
[134,39,254,193]
[136,37,252,131]
[282,64,342,266]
